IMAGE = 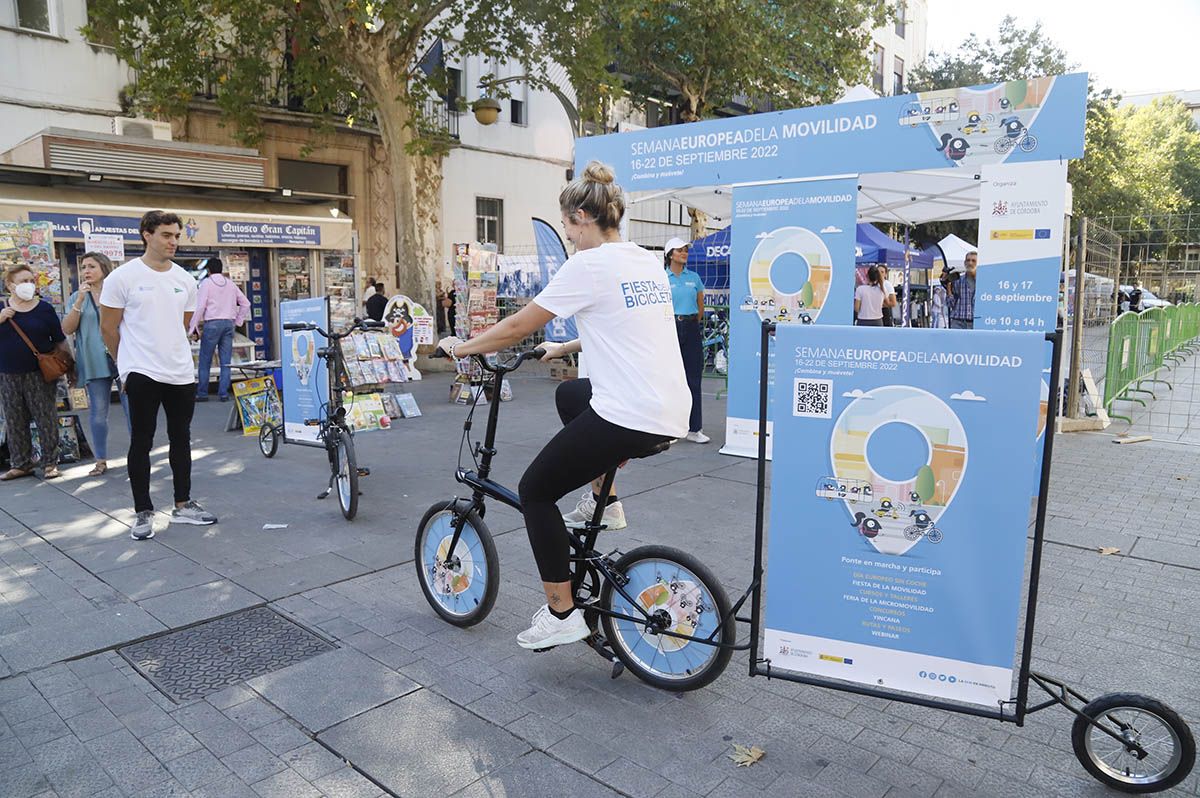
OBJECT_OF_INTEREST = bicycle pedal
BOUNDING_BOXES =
[357,467,371,477]
[531,646,557,653]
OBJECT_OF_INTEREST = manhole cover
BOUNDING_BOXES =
[119,607,335,702]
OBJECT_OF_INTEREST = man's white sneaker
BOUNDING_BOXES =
[170,501,218,525]
[685,430,711,444]
[130,511,155,541]
[562,491,627,530]
[517,605,590,650]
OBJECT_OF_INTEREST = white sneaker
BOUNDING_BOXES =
[517,605,590,650]
[685,430,711,444]
[562,491,627,530]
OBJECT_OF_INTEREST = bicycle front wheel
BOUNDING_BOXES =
[258,424,279,458]
[334,432,358,520]
[600,545,734,691]
[414,501,499,627]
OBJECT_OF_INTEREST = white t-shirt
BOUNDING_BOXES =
[855,283,886,320]
[100,258,198,385]
[534,241,690,438]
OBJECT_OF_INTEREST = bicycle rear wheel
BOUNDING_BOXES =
[334,432,358,520]
[600,545,734,691]
[414,501,499,627]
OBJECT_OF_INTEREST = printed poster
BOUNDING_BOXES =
[723,178,857,458]
[975,161,1068,333]
[764,325,1044,707]
[280,297,329,445]
[232,377,281,437]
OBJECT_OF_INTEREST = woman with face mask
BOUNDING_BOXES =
[0,265,68,480]
[62,252,130,476]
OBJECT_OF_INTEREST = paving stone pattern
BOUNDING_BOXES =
[0,376,1198,796]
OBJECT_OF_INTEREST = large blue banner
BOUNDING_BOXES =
[575,74,1087,190]
[280,297,329,445]
[723,179,857,457]
[532,218,578,342]
[765,325,1044,707]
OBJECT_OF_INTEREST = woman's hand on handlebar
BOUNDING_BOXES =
[436,335,465,359]
[538,342,569,361]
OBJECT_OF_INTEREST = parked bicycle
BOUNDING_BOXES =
[258,317,384,519]
[415,348,743,691]
[701,310,728,374]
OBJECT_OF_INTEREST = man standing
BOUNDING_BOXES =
[189,258,250,402]
[101,210,218,540]
[365,281,388,322]
[947,251,978,329]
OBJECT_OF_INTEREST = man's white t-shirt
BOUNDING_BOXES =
[100,258,198,385]
[534,242,690,438]
[855,283,886,320]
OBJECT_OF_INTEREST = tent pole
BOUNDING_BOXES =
[902,226,912,327]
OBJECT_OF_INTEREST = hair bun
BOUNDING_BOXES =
[582,161,615,185]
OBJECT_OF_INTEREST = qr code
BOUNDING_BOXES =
[793,379,832,418]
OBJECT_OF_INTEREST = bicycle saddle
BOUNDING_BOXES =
[632,440,672,459]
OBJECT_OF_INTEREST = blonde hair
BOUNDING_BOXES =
[4,264,34,287]
[80,251,115,277]
[559,161,624,231]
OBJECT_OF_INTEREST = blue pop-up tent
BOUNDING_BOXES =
[685,226,731,306]
[855,223,933,268]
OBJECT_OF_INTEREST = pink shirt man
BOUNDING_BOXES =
[189,275,250,334]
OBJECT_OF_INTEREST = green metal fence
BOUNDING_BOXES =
[1104,304,1200,423]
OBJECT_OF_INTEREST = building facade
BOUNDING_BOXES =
[869,0,929,97]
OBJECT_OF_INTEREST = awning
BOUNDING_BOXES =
[0,185,353,250]
[628,167,986,226]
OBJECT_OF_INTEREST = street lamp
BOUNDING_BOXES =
[471,97,502,125]
[472,75,581,136]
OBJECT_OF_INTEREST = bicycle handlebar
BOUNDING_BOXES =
[431,347,547,373]
[282,318,383,339]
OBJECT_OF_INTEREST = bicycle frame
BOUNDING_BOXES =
[443,351,756,652]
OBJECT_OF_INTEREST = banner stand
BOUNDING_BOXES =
[741,320,1195,788]
[747,318,1055,720]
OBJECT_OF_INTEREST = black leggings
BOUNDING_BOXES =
[518,379,671,582]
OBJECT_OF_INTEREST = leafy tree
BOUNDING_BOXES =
[910,16,1200,230]
[908,15,1072,90]
[84,0,560,297]
[915,465,934,505]
[553,0,890,124]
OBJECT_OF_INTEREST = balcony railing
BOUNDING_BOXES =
[130,51,458,141]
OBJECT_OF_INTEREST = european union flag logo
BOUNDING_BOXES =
[1034,229,1051,239]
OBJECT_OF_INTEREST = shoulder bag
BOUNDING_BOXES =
[7,310,74,383]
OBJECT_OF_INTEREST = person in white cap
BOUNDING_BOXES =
[664,237,709,443]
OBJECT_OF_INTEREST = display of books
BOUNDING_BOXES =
[396,393,421,417]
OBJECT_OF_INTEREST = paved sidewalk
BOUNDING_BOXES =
[1,374,1198,797]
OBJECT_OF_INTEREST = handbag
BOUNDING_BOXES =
[8,314,75,384]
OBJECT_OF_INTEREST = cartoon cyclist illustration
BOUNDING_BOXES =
[903,509,944,543]
[994,115,1038,154]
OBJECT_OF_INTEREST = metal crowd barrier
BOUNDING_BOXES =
[1104,303,1200,423]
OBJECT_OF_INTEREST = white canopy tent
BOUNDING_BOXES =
[937,233,979,274]
[627,168,985,227]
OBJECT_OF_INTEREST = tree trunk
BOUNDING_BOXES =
[370,83,443,302]
[688,206,708,240]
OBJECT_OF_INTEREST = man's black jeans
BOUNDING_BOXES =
[125,372,195,513]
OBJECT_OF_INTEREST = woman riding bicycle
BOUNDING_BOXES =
[436,161,691,651]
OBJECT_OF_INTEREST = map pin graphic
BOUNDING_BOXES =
[745,226,831,326]
[826,386,969,557]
